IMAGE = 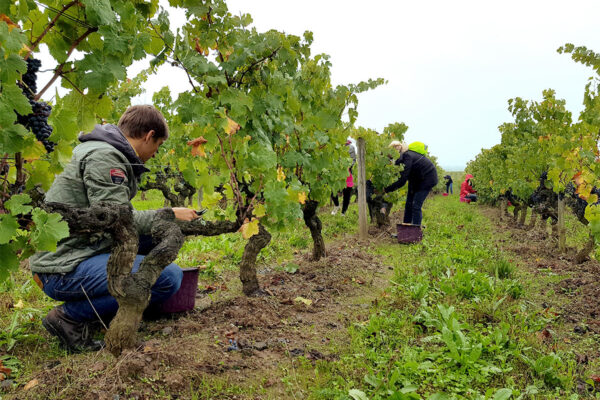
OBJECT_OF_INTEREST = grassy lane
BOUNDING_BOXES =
[295,195,597,400]
[1,193,599,399]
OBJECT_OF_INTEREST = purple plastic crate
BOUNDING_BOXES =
[396,223,423,244]
[159,267,199,313]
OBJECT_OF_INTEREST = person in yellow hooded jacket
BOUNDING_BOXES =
[384,141,438,225]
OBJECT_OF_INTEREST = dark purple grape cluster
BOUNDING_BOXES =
[17,58,56,153]
[21,58,41,96]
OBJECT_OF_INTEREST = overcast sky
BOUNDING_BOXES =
[38,1,600,170]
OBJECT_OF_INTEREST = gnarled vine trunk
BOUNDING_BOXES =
[240,223,271,295]
[367,196,392,227]
[302,200,326,261]
[512,204,520,224]
[527,210,537,230]
[575,234,595,264]
[519,205,528,226]
[141,180,186,207]
[105,208,184,355]
[499,200,507,221]
[46,202,241,356]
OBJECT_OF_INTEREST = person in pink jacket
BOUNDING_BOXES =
[332,138,356,215]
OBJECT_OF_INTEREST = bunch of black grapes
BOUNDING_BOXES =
[17,58,56,153]
[21,58,41,95]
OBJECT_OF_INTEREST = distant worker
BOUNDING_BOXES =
[331,137,356,216]
[460,174,477,203]
[383,141,438,226]
[443,174,453,195]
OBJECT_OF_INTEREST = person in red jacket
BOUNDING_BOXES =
[460,174,477,203]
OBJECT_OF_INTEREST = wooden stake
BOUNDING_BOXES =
[558,195,566,252]
[357,138,368,239]
[197,187,203,208]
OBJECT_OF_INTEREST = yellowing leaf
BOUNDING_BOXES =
[23,141,46,162]
[277,166,286,182]
[254,203,266,218]
[14,300,24,309]
[298,191,307,204]
[240,218,259,239]
[23,379,39,391]
[187,136,208,157]
[194,38,206,55]
[226,117,240,135]
[0,14,19,30]
[294,296,312,307]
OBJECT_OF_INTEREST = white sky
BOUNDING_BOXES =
[37,0,600,170]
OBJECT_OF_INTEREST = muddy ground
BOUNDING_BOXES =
[4,236,394,400]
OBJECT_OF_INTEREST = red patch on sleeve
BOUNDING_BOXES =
[110,168,126,184]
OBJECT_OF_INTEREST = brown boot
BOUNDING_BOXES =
[42,306,104,353]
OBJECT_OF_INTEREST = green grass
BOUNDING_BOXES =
[3,192,600,399]
[288,196,599,399]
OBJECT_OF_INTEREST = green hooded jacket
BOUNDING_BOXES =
[29,124,156,274]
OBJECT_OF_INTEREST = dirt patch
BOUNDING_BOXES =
[4,241,392,400]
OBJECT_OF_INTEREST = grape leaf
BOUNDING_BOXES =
[0,21,26,52]
[240,218,259,239]
[0,215,19,244]
[0,53,26,82]
[0,125,27,154]
[5,194,32,215]
[0,244,19,282]
[80,0,116,25]
[30,209,69,252]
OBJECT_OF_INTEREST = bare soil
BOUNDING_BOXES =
[5,239,393,400]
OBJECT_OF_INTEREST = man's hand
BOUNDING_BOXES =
[172,207,199,221]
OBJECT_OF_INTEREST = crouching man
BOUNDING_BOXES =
[29,105,198,352]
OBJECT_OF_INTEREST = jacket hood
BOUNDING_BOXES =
[79,124,148,178]
[465,174,474,180]
[408,141,428,155]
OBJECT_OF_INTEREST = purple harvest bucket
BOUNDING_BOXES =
[159,267,199,314]
[396,223,423,244]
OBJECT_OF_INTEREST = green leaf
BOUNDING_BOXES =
[0,215,19,244]
[0,53,27,83]
[5,194,33,216]
[0,124,28,154]
[427,394,451,400]
[81,0,116,25]
[0,22,27,53]
[493,388,513,400]
[0,84,32,123]
[348,390,369,400]
[284,262,299,274]
[30,209,70,252]
[0,244,19,282]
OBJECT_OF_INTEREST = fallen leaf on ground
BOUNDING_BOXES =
[23,379,39,391]
[294,297,312,306]
[0,362,11,378]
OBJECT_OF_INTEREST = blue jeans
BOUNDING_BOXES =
[446,182,453,194]
[403,189,431,225]
[465,193,477,202]
[37,238,183,322]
